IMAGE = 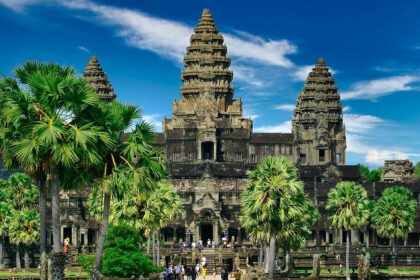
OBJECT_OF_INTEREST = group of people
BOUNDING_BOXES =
[162,264,220,280]
[180,238,233,254]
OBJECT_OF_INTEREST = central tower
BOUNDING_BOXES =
[163,9,252,163]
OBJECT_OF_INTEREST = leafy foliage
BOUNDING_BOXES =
[101,224,160,278]
[372,186,417,240]
[78,254,96,272]
[360,165,382,183]
[415,162,420,178]
[240,156,319,250]
[326,181,369,231]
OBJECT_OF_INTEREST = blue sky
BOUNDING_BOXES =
[1,0,420,167]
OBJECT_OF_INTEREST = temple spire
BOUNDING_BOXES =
[83,56,116,101]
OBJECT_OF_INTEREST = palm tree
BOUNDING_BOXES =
[0,62,104,280]
[83,105,166,280]
[240,156,318,278]
[0,179,12,268]
[372,186,417,267]
[7,208,40,268]
[326,181,369,280]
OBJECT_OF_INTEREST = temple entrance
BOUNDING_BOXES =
[201,224,213,242]
[201,142,214,160]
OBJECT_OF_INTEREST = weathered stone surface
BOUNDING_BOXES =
[382,159,418,183]
[292,58,346,166]
[83,56,116,101]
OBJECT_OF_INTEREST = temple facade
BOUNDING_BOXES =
[1,8,420,270]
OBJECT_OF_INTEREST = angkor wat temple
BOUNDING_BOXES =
[1,8,420,271]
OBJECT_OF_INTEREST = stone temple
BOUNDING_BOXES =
[1,8,420,271]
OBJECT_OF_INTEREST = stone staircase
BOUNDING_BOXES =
[204,254,216,273]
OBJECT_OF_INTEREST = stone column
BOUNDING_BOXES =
[195,224,200,243]
[326,231,330,244]
[351,230,359,244]
[60,226,65,245]
[213,222,219,244]
[72,226,78,246]
[173,227,178,243]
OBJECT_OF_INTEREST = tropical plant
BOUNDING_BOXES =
[101,224,160,278]
[7,208,40,268]
[0,61,104,279]
[326,181,369,280]
[371,186,417,267]
[240,156,319,278]
[360,165,382,183]
[78,254,96,272]
[415,162,420,179]
[84,106,166,280]
[0,179,11,268]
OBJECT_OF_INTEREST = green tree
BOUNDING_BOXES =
[101,224,160,278]
[372,186,417,267]
[360,165,382,183]
[84,107,166,280]
[0,62,104,279]
[414,162,420,178]
[240,156,319,278]
[8,208,40,268]
[0,173,39,269]
[0,179,12,268]
[326,181,369,280]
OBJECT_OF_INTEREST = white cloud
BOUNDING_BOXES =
[55,0,297,68]
[78,45,90,53]
[342,106,351,112]
[365,149,411,166]
[292,64,336,81]
[142,113,162,131]
[254,121,291,133]
[341,75,420,100]
[0,0,44,12]
[274,104,294,111]
[343,114,383,134]
[233,65,265,87]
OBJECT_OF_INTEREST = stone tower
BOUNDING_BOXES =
[292,58,346,165]
[163,8,252,162]
[83,56,117,101]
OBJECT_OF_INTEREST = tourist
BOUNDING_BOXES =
[163,269,168,280]
[198,241,203,252]
[185,266,191,280]
[212,268,216,279]
[211,240,216,249]
[192,241,196,251]
[168,265,173,280]
[63,237,70,254]
[191,266,198,280]
[202,266,207,279]
[207,238,211,248]
[221,270,228,280]
[195,264,201,277]
[175,265,181,280]
[181,265,185,280]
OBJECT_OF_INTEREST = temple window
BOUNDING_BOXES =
[201,141,214,160]
[299,153,306,163]
[319,149,325,162]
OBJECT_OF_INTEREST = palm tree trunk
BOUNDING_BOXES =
[394,237,399,268]
[147,238,150,255]
[156,232,160,265]
[366,229,369,248]
[16,243,21,269]
[51,164,65,280]
[258,242,263,267]
[90,189,111,280]
[264,243,269,273]
[152,232,156,263]
[268,231,276,279]
[346,230,350,280]
[0,236,3,269]
[24,249,30,268]
[39,176,48,280]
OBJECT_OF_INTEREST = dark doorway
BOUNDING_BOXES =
[201,224,213,242]
[88,229,95,245]
[201,142,214,160]
[63,227,72,244]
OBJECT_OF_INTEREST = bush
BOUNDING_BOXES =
[78,254,96,272]
[101,224,160,278]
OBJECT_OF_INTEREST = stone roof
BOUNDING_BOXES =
[250,133,293,144]
[292,58,343,126]
[83,56,116,101]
